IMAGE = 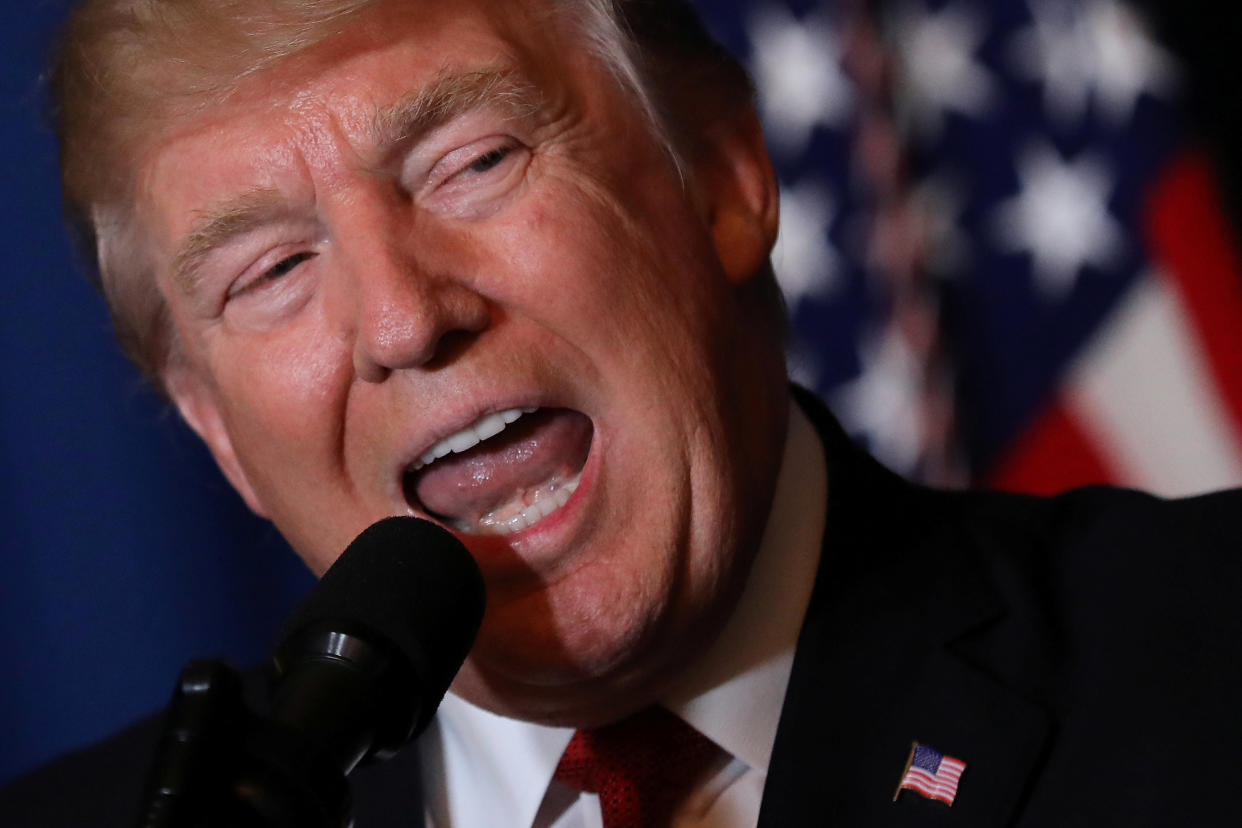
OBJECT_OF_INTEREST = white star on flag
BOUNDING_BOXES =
[833,327,926,475]
[748,3,852,156]
[1009,0,1178,128]
[889,0,996,140]
[772,178,838,308]
[992,141,1126,298]
[786,334,826,392]
[1087,0,1178,124]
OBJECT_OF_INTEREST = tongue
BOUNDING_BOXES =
[411,409,592,524]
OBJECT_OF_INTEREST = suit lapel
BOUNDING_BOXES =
[758,391,1050,827]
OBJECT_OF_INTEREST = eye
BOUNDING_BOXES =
[264,251,316,282]
[441,139,522,184]
[466,145,515,175]
[419,136,530,218]
[229,250,316,300]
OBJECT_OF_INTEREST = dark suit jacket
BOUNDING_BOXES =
[759,387,1242,826]
[6,389,1242,826]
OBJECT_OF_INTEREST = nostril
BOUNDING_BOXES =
[355,355,392,384]
[423,328,482,370]
[354,323,481,381]
[352,277,490,379]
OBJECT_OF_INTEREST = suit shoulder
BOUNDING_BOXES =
[950,481,1242,704]
[962,481,1242,561]
[0,713,161,828]
[950,482,1242,629]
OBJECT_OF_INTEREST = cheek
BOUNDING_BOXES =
[489,169,717,343]
[209,326,364,574]
[209,322,352,467]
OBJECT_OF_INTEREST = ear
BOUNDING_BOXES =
[165,362,269,517]
[694,106,780,285]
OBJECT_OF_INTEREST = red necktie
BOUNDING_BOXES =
[553,706,724,828]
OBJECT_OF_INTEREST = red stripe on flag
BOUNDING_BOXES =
[901,769,959,804]
[1144,151,1242,437]
[988,401,1116,494]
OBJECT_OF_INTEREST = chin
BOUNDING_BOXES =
[450,556,743,727]
[449,594,681,724]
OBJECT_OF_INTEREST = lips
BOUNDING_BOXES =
[404,408,593,534]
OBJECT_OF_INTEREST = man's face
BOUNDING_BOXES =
[133,0,785,723]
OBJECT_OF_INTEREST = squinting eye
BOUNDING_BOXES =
[467,145,514,175]
[227,250,316,302]
[265,251,315,281]
[417,136,529,218]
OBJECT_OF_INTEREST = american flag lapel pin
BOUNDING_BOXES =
[893,741,966,806]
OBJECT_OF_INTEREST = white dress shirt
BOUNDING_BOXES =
[419,401,828,827]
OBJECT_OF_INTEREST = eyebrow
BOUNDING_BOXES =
[371,67,545,160]
[171,189,293,298]
[169,68,544,297]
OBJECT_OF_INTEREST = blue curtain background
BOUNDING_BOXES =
[0,1,315,785]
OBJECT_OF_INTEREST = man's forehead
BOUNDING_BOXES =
[159,65,547,299]
[136,4,601,303]
[146,0,562,144]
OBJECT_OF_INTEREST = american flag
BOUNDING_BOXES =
[695,0,1242,495]
[896,742,967,805]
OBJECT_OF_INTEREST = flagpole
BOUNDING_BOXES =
[893,741,920,802]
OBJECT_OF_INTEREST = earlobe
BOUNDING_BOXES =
[165,364,269,517]
[699,108,780,285]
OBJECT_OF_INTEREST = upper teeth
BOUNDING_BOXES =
[412,407,537,471]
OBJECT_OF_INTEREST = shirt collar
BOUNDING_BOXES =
[423,692,575,828]
[421,396,827,825]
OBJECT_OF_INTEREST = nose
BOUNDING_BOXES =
[340,214,490,383]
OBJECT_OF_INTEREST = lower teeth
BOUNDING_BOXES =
[458,472,581,534]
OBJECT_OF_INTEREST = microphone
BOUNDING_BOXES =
[270,515,486,771]
[138,516,485,828]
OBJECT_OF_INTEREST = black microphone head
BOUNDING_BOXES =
[276,516,485,743]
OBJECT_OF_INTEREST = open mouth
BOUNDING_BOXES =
[403,407,593,535]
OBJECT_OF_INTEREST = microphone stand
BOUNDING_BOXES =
[135,659,354,828]
[134,516,486,828]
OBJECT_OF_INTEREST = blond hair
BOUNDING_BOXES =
[49,0,754,385]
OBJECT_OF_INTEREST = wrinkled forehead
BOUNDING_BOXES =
[129,0,598,247]
[178,0,570,130]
